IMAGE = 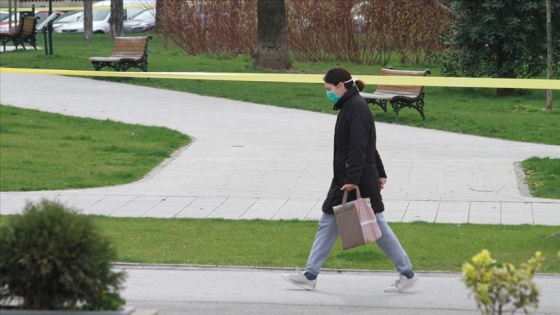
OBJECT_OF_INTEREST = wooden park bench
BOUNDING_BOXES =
[360,68,431,122]
[89,36,151,72]
[0,15,38,52]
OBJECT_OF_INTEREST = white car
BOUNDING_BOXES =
[52,11,84,32]
[123,9,155,33]
[55,9,110,34]
[55,0,153,34]
[0,11,9,21]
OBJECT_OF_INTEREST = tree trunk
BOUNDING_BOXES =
[253,0,292,70]
[83,0,93,40]
[154,0,164,33]
[546,0,553,110]
[110,0,124,39]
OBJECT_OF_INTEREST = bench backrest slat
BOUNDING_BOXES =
[112,36,149,57]
[376,68,429,95]
[22,16,37,38]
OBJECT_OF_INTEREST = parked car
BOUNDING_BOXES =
[0,11,61,33]
[123,8,155,33]
[55,9,110,34]
[51,11,83,32]
[0,11,9,21]
[56,0,153,34]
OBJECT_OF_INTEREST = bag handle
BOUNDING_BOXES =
[342,187,362,205]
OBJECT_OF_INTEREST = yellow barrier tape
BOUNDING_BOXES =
[1,67,559,90]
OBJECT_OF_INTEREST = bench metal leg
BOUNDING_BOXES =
[26,36,37,50]
[91,61,120,71]
[118,59,148,72]
[364,99,388,113]
[0,35,11,52]
[139,60,148,72]
[390,95,426,123]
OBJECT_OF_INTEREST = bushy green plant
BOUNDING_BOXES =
[442,0,560,96]
[0,200,126,310]
[462,249,543,315]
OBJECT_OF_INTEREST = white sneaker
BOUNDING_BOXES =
[282,273,316,291]
[384,274,418,293]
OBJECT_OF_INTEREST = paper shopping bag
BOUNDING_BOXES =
[333,188,382,250]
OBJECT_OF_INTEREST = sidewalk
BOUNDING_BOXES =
[118,264,560,315]
[1,73,560,314]
[1,73,559,224]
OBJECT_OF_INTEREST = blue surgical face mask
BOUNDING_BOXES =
[326,90,341,103]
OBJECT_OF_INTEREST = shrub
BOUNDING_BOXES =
[462,250,543,315]
[442,0,560,96]
[158,0,453,65]
[0,200,126,310]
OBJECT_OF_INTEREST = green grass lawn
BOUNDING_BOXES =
[0,105,190,191]
[522,157,560,198]
[9,215,560,273]
[0,215,558,273]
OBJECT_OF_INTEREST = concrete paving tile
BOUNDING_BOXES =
[435,201,470,224]
[2,193,50,204]
[64,194,107,209]
[111,197,164,218]
[81,195,137,216]
[207,197,258,219]
[305,201,324,220]
[0,193,54,214]
[63,194,106,210]
[0,193,17,202]
[382,201,409,222]
[501,202,533,225]
[468,202,501,224]
[42,194,80,204]
[175,197,227,218]
[402,201,439,223]
[239,198,287,220]
[0,202,25,214]
[532,203,560,226]
[272,198,318,220]
[142,196,197,218]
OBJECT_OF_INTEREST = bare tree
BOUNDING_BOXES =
[84,0,93,40]
[253,0,292,70]
[110,0,124,39]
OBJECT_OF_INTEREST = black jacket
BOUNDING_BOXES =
[321,86,387,213]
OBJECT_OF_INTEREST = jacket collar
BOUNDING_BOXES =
[333,86,359,110]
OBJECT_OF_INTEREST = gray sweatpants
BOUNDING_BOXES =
[306,212,413,276]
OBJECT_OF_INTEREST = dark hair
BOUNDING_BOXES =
[323,67,366,92]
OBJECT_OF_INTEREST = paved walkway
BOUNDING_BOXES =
[1,73,560,314]
[1,73,560,225]
[118,264,560,315]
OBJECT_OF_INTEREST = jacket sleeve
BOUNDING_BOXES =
[344,104,370,185]
[376,150,387,178]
